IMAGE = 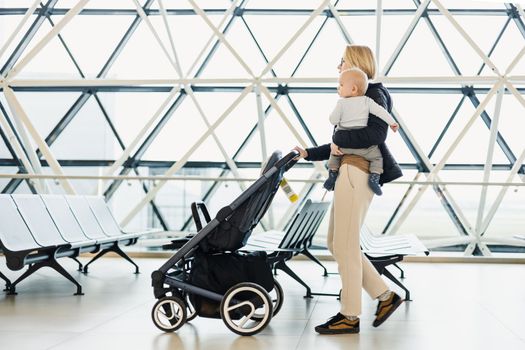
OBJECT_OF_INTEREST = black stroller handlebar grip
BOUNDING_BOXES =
[281,150,299,172]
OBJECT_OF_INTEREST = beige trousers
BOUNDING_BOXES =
[327,164,389,316]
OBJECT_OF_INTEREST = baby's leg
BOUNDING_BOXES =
[363,146,383,175]
[327,154,343,171]
[361,146,384,196]
[324,155,343,191]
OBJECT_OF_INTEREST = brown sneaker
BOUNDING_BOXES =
[373,292,403,327]
[315,313,360,334]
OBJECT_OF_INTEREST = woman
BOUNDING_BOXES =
[294,45,403,335]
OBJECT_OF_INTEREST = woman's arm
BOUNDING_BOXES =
[304,143,331,161]
[332,89,389,149]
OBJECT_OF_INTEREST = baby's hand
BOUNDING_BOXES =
[390,123,399,132]
[330,143,343,156]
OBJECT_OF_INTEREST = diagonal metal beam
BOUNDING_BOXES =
[6,0,89,80]
[180,95,280,231]
[2,0,156,194]
[328,1,355,45]
[103,0,248,201]
[1,0,59,75]
[188,0,254,77]
[389,80,504,236]
[476,17,511,76]
[97,0,155,78]
[240,16,277,77]
[0,101,39,193]
[102,92,186,200]
[505,4,525,38]
[467,93,518,166]
[0,0,41,61]
[2,0,169,226]
[260,0,331,77]
[0,125,33,190]
[284,94,318,147]
[378,1,475,236]
[185,7,335,230]
[431,0,501,75]
[381,0,431,76]
[414,0,518,166]
[4,86,75,193]
[120,84,254,227]
[427,96,466,159]
[93,94,169,230]
[385,0,520,239]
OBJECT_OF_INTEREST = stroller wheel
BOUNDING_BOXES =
[185,294,198,322]
[151,296,187,332]
[220,282,273,336]
[251,278,284,320]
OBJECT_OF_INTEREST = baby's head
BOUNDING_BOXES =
[337,68,368,98]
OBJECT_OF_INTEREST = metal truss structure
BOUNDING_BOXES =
[0,0,524,256]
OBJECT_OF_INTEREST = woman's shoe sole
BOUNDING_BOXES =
[315,327,360,335]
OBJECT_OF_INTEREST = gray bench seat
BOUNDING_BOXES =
[244,200,331,298]
[0,194,155,295]
[359,226,429,300]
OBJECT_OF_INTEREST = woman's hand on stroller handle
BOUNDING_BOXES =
[283,149,300,172]
[293,146,307,159]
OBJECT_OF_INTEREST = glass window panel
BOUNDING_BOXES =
[0,0,523,254]
[49,97,118,160]
[12,92,82,148]
[97,92,172,147]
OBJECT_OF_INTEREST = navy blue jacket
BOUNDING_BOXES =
[305,82,402,185]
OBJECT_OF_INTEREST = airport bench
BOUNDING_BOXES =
[247,203,429,300]
[244,200,331,297]
[0,194,154,295]
[360,226,429,300]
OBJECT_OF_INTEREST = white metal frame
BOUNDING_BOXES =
[0,1,523,255]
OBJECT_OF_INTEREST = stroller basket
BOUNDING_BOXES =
[150,150,298,336]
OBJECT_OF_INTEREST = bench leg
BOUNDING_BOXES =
[274,260,313,298]
[84,245,139,274]
[393,263,405,279]
[8,259,83,296]
[69,256,83,272]
[301,249,328,277]
[382,267,411,301]
[1,270,11,291]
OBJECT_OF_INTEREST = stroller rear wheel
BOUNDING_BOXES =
[251,278,283,320]
[151,296,187,332]
[220,282,273,336]
[184,293,198,321]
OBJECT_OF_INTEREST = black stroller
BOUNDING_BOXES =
[150,150,298,336]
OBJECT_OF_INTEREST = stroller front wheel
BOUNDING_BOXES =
[151,296,187,332]
[220,282,273,336]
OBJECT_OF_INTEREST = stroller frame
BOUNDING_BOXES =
[151,150,298,336]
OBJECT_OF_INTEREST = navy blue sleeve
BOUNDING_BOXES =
[305,143,331,161]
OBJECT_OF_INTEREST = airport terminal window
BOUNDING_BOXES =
[0,0,523,255]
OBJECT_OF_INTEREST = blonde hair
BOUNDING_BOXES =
[343,45,377,80]
[340,68,368,96]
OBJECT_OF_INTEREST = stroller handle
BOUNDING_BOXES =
[276,150,299,172]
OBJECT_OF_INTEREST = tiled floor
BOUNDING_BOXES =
[0,257,524,350]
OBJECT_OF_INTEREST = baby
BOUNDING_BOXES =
[324,68,398,195]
